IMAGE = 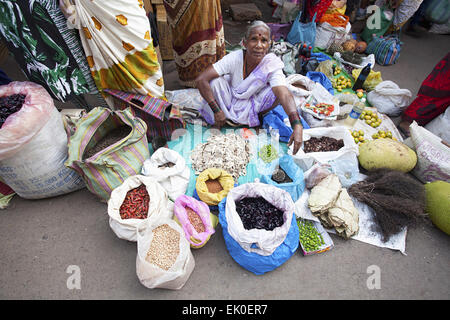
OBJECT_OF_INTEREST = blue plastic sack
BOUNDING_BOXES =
[262,105,310,143]
[218,198,299,275]
[306,71,334,95]
[260,154,305,202]
[286,11,317,47]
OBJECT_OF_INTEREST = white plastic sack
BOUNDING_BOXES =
[225,183,295,256]
[108,175,169,242]
[315,22,351,50]
[424,107,450,143]
[141,148,190,202]
[0,81,85,199]
[367,81,413,116]
[409,121,450,183]
[289,126,359,172]
[334,52,376,70]
[136,218,195,290]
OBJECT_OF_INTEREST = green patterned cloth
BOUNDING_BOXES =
[0,0,97,101]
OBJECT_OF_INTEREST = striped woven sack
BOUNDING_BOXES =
[366,33,402,66]
[103,89,185,141]
[65,107,150,201]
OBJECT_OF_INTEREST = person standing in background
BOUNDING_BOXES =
[163,0,226,88]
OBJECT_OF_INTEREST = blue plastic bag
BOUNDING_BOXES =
[218,198,299,275]
[262,105,310,143]
[306,71,334,95]
[260,154,305,202]
[286,11,317,47]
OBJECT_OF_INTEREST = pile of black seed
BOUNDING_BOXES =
[235,197,285,231]
[0,94,26,128]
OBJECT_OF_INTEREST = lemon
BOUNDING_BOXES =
[358,130,364,136]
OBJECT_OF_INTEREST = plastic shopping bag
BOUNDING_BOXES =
[260,154,306,202]
[367,80,412,116]
[173,195,218,249]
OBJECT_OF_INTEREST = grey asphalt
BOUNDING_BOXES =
[1,1,449,300]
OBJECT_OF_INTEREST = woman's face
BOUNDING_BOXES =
[243,26,271,62]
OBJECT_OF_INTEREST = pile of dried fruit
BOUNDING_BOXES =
[297,218,326,252]
[235,197,284,231]
[0,93,26,128]
[119,184,150,219]
[303,136,344,153]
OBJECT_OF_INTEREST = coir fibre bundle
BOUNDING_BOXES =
[348,169,426,242]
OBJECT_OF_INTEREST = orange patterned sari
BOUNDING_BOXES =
[163,0,226,87]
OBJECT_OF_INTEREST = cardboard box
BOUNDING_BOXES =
[297,218,334,256]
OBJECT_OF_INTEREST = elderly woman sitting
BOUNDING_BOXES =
[195,20,303,155]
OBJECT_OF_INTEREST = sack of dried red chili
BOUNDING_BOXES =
[108,175,169,242]
[173,195,218,249]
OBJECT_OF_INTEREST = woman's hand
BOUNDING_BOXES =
[213,110,227,129]
[288,123,303,155]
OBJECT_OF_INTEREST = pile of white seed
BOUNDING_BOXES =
[145,224,180,271]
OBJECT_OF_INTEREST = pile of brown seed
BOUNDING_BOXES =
[303,136,344,153]
[145,224,180,271]
[205,179,223,193]
[83,126,131,159]
[186,207,205,233]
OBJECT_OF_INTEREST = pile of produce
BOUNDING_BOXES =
[303,136,344,153]
[424,180,450,235]
[297,218,326,252]
[145,224,180,271]
[333,75,352,92]
[271,166,293,184]
[84,125,131,159]
[0,93,26,128]
[360,109,382,128]
[259,144,278,163]
[371,129,394,140]
[119,184,150,219]
[358,138,417,172]
[350,129,366,144]
[205,178,223,193]
[348,169,426,242]
[190,133,251,180]
[304,102,335,116]
[235,197,284,231]
[185,207,206,233]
